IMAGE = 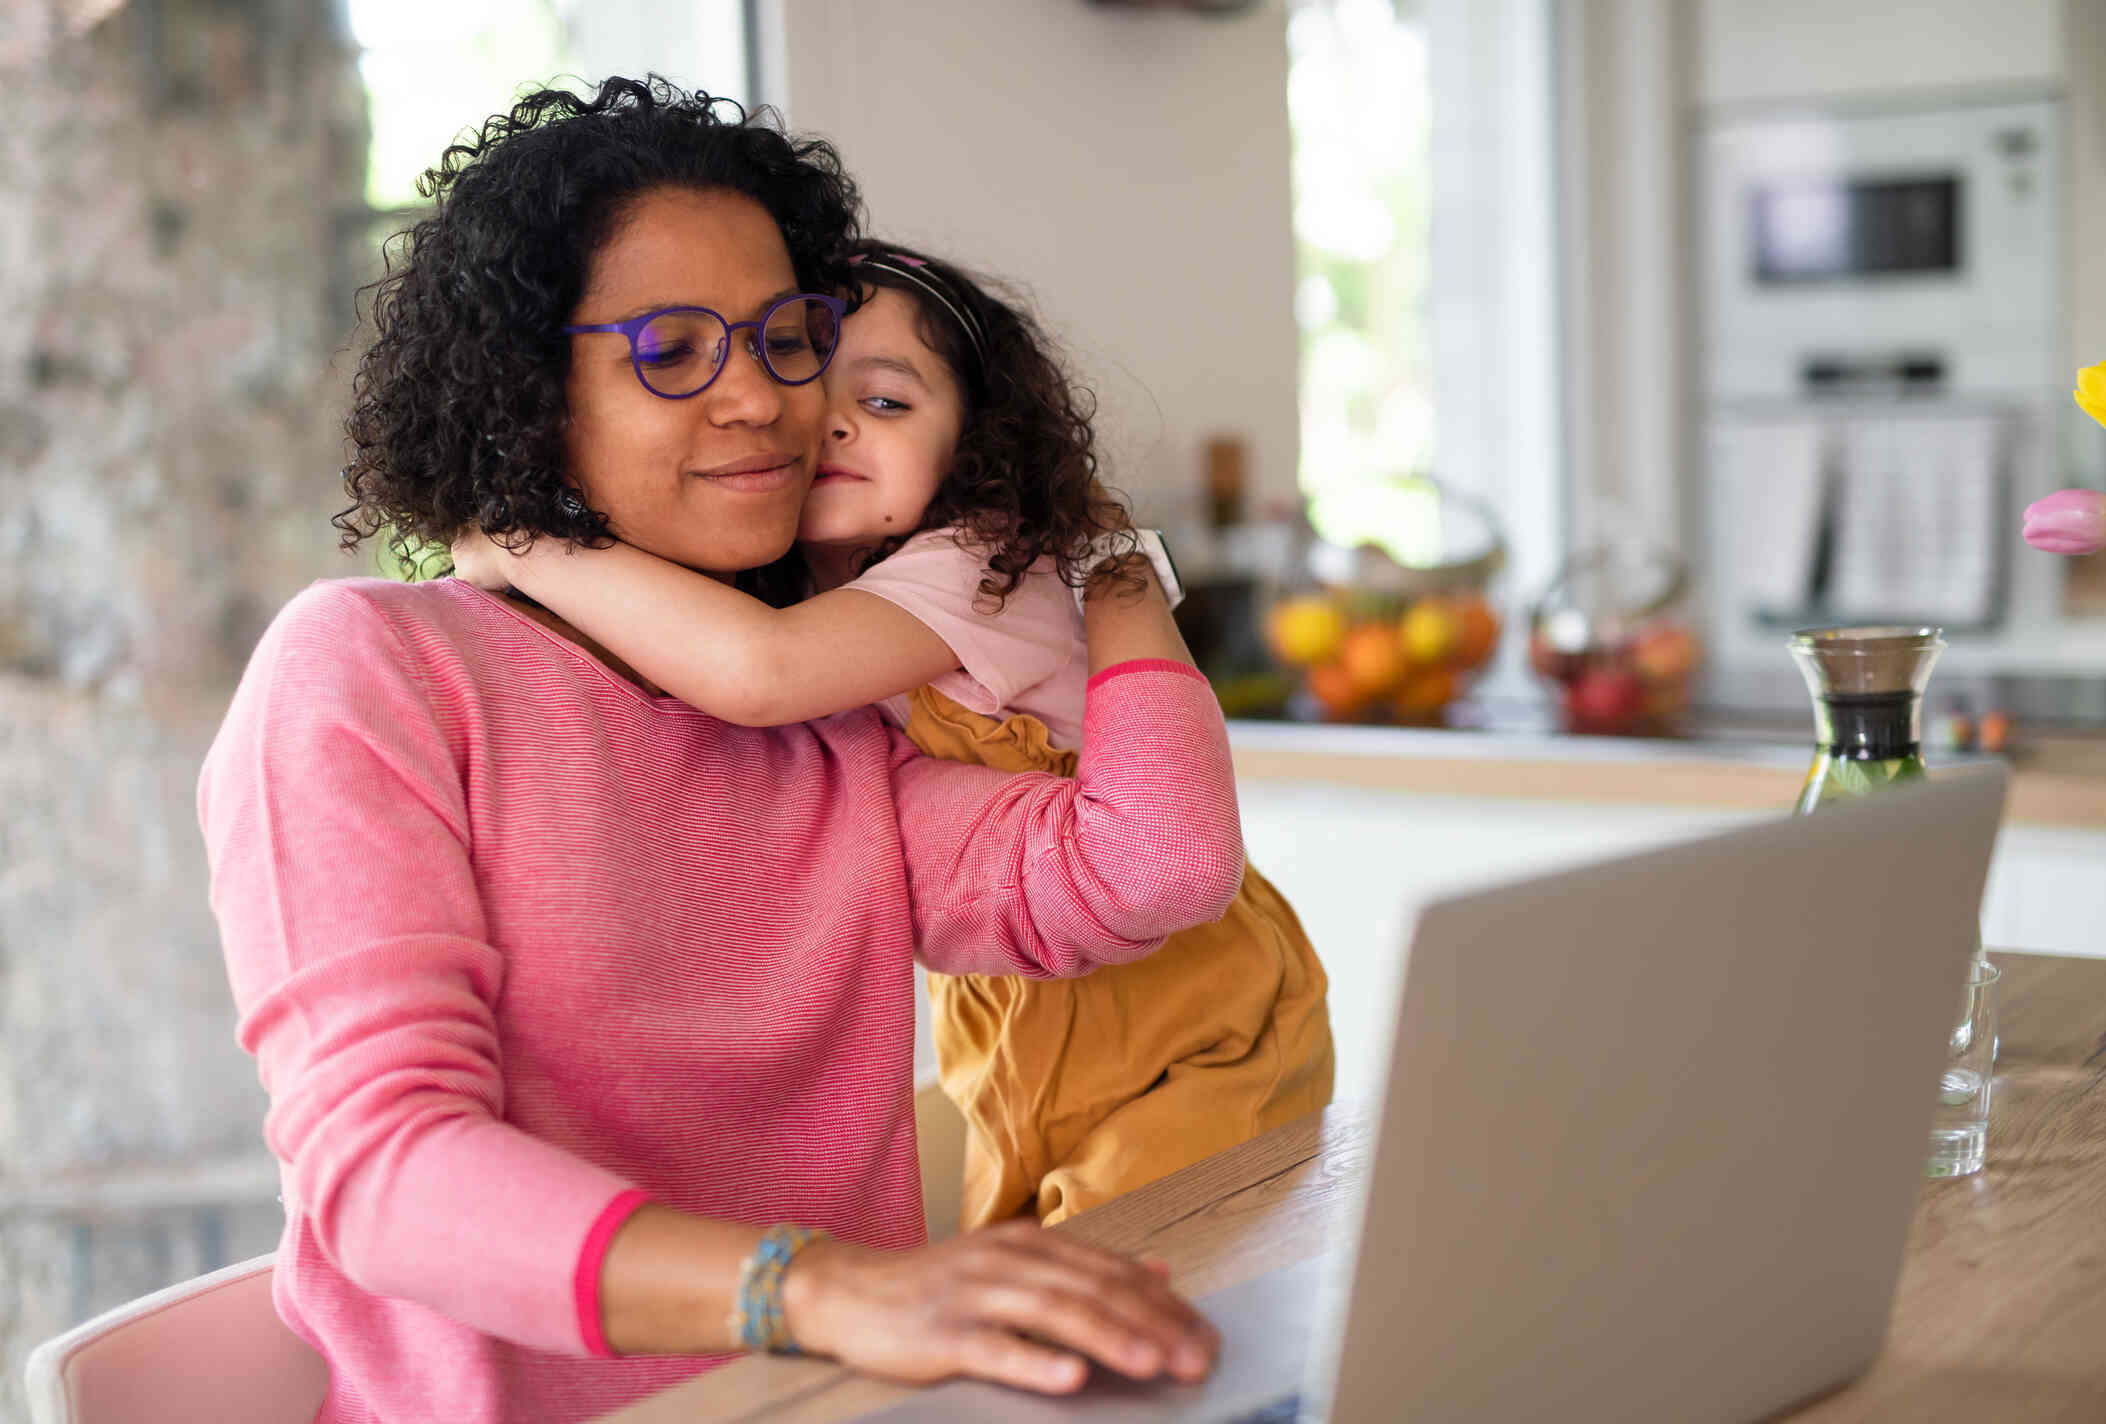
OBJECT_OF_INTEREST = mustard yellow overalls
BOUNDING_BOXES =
[904,685,1336,1229]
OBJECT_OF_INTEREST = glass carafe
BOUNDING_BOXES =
[1790,625,1986,1066]
[1788,626,1945,815]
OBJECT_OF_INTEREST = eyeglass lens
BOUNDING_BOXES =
[631,297,841,398]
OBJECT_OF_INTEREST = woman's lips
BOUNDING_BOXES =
[695,454,800,493]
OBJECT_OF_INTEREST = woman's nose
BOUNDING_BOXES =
[701,336,786,426]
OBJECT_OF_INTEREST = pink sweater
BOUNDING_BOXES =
[197,578,1242,1424]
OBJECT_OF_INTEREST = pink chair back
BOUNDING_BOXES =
[24,1253,328,1424]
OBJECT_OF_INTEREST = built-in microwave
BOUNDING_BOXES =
[1701,98,2059,402]
[1696,98,2067,681]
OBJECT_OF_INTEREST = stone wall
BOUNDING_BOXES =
[0,0,370,1411]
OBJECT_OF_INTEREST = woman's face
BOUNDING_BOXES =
[798,287,965,552]
[563,186,824,577]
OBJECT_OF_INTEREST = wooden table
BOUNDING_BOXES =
[601,951,2106,1423]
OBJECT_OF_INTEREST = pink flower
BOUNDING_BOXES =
[2023,489,2106,556]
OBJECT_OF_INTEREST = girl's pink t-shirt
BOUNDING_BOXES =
[845,528,1088,748]
[196,577,1242,1424]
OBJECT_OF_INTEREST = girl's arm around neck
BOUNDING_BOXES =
[463,534,962,724]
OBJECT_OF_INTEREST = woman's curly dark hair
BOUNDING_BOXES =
[336,75,861,590]
[845,240,1139,610]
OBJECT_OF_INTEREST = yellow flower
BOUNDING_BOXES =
[2076,361,2106,428]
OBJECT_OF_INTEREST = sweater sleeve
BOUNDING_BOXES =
[891,659,1245,977]
[197,582,645,1358]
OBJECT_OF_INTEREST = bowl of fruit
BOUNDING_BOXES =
[1261,478,1506,724]
[1526,541,1701,736]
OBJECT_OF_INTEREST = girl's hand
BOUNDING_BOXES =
[781,1219,1218,1394]
[450,527,518,591]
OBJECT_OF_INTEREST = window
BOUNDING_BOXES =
[1288,0,1562,694]
[349,0,754,213]
[1287,0,1434,558]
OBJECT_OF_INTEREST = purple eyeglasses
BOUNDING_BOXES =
[563,293,848,399]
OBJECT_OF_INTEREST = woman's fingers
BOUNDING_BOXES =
[947,1326,1089,1394]
[974,1237,1213,1379]
[1012,1230,1217,1355]
[789,1225,1217,1395]
[968,1280,1171,1379]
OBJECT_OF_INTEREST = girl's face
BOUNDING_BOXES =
[798,287,966,551]
[563,185,824,577]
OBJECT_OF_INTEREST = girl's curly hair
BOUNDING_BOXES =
[337,75,861,591]
[845,241,1138,610]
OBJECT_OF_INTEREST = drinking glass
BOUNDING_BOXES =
[1928,958,1999,1178]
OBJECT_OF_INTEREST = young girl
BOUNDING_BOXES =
[454,240,1333,1229]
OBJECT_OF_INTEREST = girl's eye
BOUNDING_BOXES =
[862,395,909,414]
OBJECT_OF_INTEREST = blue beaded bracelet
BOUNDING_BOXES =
[729,1225,826,1355]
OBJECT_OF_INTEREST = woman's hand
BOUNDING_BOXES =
[782,1219,1218,1394]
[450,527,519,591]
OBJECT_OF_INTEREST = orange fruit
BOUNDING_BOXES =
[1395,665,1458,719]
[1338,622,1409,697]
[1306,660,1368,720]
[1450,596,1501,670]
[1631,623,1699,685]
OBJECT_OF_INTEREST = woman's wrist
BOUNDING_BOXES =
[595,1205,765,1356]
[778,1232,859,1360]
[729,1225,831,1354]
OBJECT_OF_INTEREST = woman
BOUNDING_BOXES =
[200,77,1235,1423]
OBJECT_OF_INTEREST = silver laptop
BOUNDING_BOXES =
[872,766,2008,1423]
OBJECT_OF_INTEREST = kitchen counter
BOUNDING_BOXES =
[1225,711,2106,978]
[1227,715,2106,829]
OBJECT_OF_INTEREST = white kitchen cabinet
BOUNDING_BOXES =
[1980,824,2106,959]
[1234,779,2106,1102]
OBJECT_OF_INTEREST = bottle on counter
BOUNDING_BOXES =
[1788,625,1943,814]
[1788,624,1987,1036]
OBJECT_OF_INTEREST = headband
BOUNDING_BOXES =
[850,252,988,368]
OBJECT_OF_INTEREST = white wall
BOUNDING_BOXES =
[2068,0,2106,375]
[1694,0,2062,109]
[770,0,1301,527]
